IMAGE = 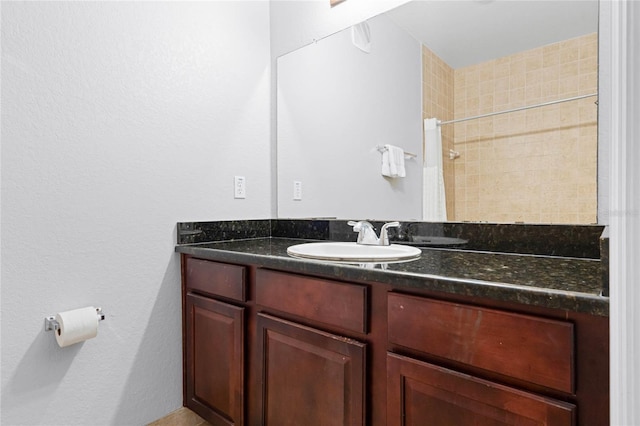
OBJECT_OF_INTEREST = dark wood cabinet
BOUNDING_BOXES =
[387,353,575,426]
[181,255,609,425]
[256,313,366,426]
[387,292,575,393]
[185,293,244,425]
[255,269,368,334]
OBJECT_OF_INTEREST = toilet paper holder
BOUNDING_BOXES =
[44,307,105,332]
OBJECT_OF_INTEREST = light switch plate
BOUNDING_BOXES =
[293,181,302,200]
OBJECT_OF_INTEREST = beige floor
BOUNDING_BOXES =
[147,407,212,426]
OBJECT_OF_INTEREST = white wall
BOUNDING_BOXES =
[277,14,422,220]
[0,2,270,425]
[608,1,640,424]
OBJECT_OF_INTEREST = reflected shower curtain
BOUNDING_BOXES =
[423,118,447,221]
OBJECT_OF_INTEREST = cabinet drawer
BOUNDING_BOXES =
[185,258,246,302]
[256,269,368,334]
[388,292,574,393]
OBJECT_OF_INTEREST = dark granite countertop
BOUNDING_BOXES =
[176,237,608,317]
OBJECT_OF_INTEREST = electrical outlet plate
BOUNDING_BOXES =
[293,181,302,200]
[234,176,246,199]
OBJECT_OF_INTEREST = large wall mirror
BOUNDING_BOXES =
[277,0,599,224]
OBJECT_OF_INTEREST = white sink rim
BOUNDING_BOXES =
[287,241,421,262]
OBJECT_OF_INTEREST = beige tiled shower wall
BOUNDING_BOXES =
[452,33,598,224]
[422,45,455,219]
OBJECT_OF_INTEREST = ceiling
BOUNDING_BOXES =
[386,0,599,69]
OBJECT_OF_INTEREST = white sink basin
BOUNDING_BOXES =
[287,242,421,262]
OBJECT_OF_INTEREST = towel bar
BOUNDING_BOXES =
[376,145,417,159]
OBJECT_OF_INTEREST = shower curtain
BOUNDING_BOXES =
[423,118,447,221]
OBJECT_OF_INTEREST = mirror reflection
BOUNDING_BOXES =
[277,0,599,224]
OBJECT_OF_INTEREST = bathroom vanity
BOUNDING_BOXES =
[177,221,609,426]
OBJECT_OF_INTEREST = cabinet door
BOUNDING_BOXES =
[256,313,366,426]
[185,293,244,426]
[387,353,575,426]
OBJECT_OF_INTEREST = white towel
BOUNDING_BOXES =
[381,144,406,178]
[381,150,391,176]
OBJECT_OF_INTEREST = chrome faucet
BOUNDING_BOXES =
[379,221,400,245]
[348,220,400,246]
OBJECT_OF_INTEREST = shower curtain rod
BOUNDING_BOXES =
[437,93,598,126]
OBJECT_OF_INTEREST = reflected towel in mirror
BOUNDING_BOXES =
[381,144,406,178]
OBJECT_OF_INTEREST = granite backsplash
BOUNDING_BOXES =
[178,219,607,260]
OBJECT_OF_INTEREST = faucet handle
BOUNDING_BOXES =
[379,221,400,246]
[347,220,378,245]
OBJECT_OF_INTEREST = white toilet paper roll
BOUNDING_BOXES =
[55,306,99,348]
